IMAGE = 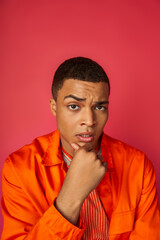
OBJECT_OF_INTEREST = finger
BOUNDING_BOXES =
[71,143,80,152]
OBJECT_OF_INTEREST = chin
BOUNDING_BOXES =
[78,141,95,149]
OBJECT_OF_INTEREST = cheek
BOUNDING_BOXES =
[105,111,109,122]
[100,118,108,129]
[56,108,77,130]
[97,111,108,124]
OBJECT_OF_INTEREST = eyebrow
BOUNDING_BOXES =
[95,100,109,105]
[64,94,109,104]
[64,95,86,101]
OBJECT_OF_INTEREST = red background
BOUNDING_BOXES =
[1,0,160,234]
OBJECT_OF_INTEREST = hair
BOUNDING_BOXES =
[52,57,110,101]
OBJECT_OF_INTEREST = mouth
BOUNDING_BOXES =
[76,132,94,143]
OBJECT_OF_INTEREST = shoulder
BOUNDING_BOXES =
[2,131,60,192]
[102,133,154,174]
[9,132,54,164]
[102,134,156,204]
[2,131,57,180]
[102,132,144,158]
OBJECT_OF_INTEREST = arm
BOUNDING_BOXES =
[129,157,160,239]
[55,143,107,225]
[1,158,84,240]
[1,145,106,240]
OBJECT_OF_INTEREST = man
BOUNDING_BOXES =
[1,57,160,239]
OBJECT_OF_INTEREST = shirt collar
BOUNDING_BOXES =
[41,129,114,172]
[41,129,63,166]
[101,133,114,172]
[62,147,72,166]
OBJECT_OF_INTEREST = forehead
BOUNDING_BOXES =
[58,79,109,100]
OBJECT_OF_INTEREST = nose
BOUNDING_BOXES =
[80,108,96,127]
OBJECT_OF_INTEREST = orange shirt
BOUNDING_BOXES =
[1,129,160,239]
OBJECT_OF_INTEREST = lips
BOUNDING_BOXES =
[76,132,94,143]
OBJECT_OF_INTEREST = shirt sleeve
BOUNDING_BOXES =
[129,156,160,240]
[1,158,84,240]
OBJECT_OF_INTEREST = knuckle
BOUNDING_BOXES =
[80,148,86,153]
[89,153,96,161]
[96,158,101,167]
[78,148,85,154]
[81,149,88,157]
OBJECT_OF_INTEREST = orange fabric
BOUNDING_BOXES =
[1,129,160,239]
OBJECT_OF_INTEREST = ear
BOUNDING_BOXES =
[50,98,57,116]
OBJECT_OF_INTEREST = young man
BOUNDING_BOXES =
[1,57,160,239]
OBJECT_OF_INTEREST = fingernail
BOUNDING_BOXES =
[71,143,76,149]
[71,143,79,150]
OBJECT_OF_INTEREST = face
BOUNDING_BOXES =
[50,79,109,156]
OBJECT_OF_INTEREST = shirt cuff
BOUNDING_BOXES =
[42,199,85,239]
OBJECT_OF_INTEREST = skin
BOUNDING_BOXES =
[50,79,110,156]
[50,79,110,225]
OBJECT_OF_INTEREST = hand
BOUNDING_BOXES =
[55,143,107,225]
[66,143,107,202]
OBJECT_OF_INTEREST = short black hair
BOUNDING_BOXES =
[52,57,110,101]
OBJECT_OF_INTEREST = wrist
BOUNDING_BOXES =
[55,195,83,225]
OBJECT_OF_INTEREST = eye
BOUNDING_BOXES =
[95,106,106,111]
[68,105,80,110]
